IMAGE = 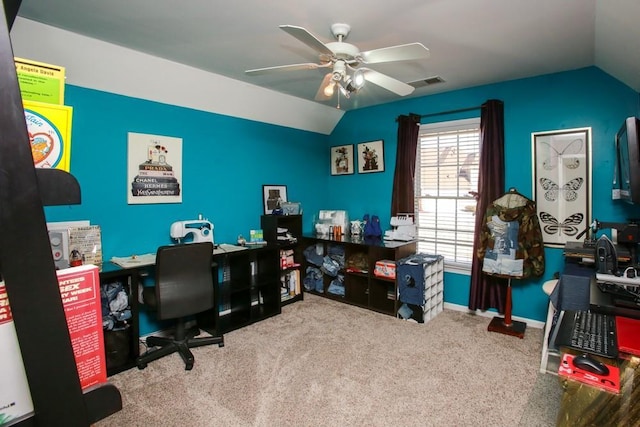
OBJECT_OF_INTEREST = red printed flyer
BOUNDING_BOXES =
[56,264,107,390]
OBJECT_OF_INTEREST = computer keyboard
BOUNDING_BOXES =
[569,311,618,358]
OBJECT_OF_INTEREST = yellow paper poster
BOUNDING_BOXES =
[23,100,73,172]
[15,57,65,105]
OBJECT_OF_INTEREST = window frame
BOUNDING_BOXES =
[415,117,481,274]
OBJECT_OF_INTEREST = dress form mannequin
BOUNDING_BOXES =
[481,188,538,338]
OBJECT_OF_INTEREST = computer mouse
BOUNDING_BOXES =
[572,354,610,376]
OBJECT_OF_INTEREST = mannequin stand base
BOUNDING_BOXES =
[488,316,526,338]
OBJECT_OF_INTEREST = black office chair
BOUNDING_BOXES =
[136,242,224,370]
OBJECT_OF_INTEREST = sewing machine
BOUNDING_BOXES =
[383,214,416,241]
[170,216,214,244]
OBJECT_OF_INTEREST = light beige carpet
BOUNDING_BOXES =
[96,294,557,427]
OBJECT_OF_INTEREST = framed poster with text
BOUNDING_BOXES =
[127,133,183,204]
[15,57,65,105]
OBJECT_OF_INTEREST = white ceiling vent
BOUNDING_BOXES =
[408,76,445,88]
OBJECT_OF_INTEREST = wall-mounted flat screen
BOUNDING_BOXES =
[616,116,640,205]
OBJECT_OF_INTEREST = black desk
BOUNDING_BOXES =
[550,263,640,319]
[590,282,640,321]
[551,273,640,425]
[98,244,282,375]
[556,350,640,426]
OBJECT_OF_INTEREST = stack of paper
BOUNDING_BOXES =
[110,253,156,268]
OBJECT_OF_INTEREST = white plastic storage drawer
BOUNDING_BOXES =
[396,253,444,324]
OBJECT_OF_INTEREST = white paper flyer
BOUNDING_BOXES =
[0,281,34,426]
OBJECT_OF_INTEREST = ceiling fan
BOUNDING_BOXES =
[245,23,430,102]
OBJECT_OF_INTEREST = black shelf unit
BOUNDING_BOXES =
[97,247,281,377]
[99,263,145,377]
[300,234,416,316]
[197,246,281,335]
[261,215,304,306]
[0,2,122,424]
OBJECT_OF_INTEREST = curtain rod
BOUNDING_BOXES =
[400,105,483,121]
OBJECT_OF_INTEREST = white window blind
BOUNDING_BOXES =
[415,118,480,269]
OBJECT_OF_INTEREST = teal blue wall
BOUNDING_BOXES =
[328,66,640,322]
[44,87,329,334]
[45,86,329,258]
[46,67,640,331]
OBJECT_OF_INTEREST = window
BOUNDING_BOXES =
[415,118,480,270]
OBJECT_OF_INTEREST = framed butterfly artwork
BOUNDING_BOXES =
[532,127,592,247]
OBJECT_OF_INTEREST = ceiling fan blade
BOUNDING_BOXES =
[361,69,415,96]
[360,42,430,64]
[245,62,327,75]
[314,73,334,101]
[280,25,334,56]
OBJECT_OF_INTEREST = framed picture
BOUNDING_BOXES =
[532,127,591,247]
[357,140,384,173]
[330,144,354,175]
[262,185,287,215]
[127,132,182,205]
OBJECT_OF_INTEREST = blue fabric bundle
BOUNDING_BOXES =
[303,266,324,292]
[327,274,345,296]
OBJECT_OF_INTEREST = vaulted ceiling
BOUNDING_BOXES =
[15,0,640,112]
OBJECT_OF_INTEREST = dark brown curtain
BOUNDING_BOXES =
[468,99,507,312]
[391,114,421,216]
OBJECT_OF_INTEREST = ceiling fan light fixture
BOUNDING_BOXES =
[333,60,347,79]
[323,81,335,97]
[342,76,358,93]
[352,69,366,89]
[338,83,350,99]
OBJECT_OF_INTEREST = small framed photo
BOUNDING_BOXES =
[357,140,384,173]
[262,185,287,215]
[330,144,354,175]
